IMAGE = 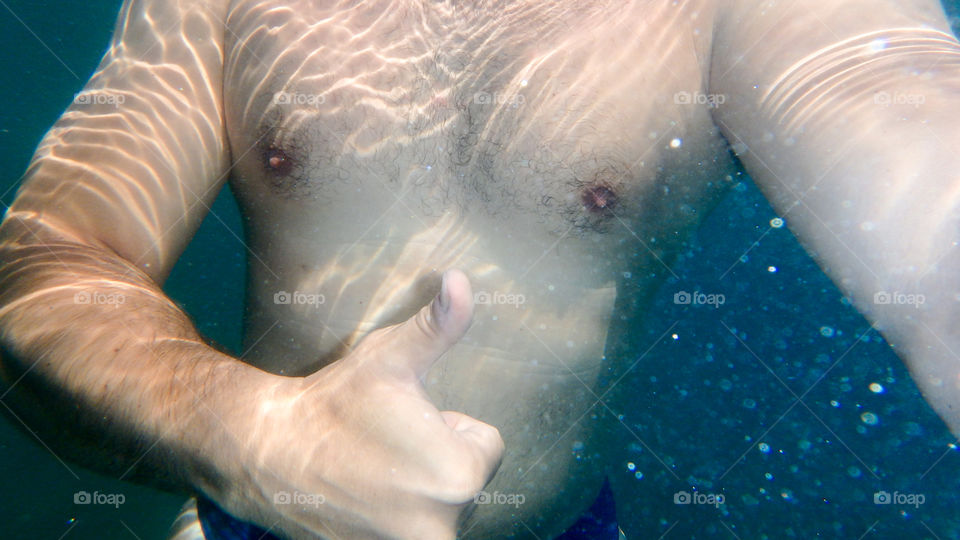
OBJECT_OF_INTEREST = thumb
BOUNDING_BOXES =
[363,269,474,381]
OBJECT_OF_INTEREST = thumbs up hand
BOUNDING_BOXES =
[218,270,504,540]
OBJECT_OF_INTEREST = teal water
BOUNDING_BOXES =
[1,1,960,538]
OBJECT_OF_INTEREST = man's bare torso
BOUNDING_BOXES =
[222,0,735,535]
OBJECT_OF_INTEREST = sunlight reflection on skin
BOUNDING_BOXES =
[7,0,960,538]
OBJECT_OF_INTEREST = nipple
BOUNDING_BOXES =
[581,184,618,213]
[264,145,293,175]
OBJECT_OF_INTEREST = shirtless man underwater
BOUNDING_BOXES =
[2,0,960,538]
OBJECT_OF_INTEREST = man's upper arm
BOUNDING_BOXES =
[709,0,960,432]
[4,0,231,283]
[709,0,960,308]
[710,0,958,208]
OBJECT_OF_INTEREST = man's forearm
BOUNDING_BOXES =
[0,215,274,496]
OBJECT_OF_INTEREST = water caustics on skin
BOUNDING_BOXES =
[0,0,740,538]
[221,0,733,537]
[14,0,960,538]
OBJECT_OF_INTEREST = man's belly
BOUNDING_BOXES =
[240,206,624,537]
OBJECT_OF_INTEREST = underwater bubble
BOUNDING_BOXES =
[830,400,840,407]
[765,473,774,480]
[627,462,636,471]
[847,466,862,478]
[820,326,835,338]
[860,412,879,425]
[770,217,785,228]
[743,398,757,409]
[635,471,643,480]
[719,379,733,391]
[768,266,778,273]
[869,382,884,393]
[758,442,771,454]
[670,138,683,148]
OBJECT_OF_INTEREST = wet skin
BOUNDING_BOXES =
[3,0,960,538]
[225,0,730,536]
